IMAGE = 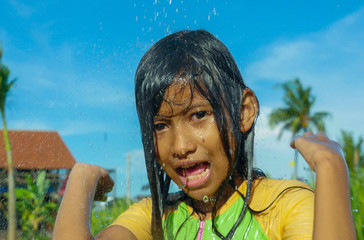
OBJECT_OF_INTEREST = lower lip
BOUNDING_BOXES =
[178,164,211,189]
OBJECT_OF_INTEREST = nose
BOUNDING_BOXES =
[172,125,197,159]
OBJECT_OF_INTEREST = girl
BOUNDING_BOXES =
[54,30,356,239]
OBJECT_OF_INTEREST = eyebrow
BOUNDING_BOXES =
[185,101,211,112]
[154,100,211,120]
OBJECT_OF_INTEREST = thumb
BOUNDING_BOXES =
[290,135,300,149]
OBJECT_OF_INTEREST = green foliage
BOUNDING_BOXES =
[350,167,364,239]
[340,130,364,172]
[91,197,133,236]
[14,171,58,240]
[340,131,364,238]
[0,55,16,112]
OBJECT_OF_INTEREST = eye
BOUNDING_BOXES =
[154,123,167,132]
[190,111,208,121]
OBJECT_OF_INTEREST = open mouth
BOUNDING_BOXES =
[176,162,211,189]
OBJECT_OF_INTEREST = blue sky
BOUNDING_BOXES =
[1,0,363,197]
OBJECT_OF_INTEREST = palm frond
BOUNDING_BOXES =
[278,121,294,140]
[269,108,295,127]
[0,64,16,112]
[270,78,331,142]
[310,112,330,131]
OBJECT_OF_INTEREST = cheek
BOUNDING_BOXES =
[154,135,169,163]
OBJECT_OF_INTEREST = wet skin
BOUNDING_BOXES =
[154,82,230,204]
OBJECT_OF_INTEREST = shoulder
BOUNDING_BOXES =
[251,179,314,239]
[250,178,314,211]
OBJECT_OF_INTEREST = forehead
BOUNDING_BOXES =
[157,81,209,117]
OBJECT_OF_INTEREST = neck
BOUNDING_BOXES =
[192,176,244,220]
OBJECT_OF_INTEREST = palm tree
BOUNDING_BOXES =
[0,48,17,240]
[339,130,363,172]
[269,78,330,179]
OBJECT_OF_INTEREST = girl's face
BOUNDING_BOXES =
[153,81,229,201]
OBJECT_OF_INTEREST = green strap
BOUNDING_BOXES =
[163,198,269,239]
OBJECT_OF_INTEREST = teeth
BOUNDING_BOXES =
[186,167,209,181]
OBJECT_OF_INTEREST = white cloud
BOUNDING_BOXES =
[58,120,109,136]
[245,7,364,85]
[244,8,364,179]
[9,119,53,131]
[244,6,364,139]
[8,118,114,136]
[68,79,135,108]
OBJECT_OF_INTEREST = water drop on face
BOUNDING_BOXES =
[162,163,165,167]
[229,149,233,155]
[203,195,209,203]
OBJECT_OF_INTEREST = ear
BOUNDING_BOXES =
[240,89,258,133]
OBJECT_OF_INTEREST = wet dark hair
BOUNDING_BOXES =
[135,30,262,239]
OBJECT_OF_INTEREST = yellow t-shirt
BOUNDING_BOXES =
[111,178,314,240]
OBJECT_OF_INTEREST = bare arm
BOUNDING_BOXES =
[292,132,356,240]
[53,163,138,240]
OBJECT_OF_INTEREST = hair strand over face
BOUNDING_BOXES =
[135,29,260,239]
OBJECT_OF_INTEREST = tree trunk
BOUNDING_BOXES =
[1,111,16,240]
[294,149,298,180]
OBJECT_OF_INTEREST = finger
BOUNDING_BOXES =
[333,140,342,148]
[316,131,326,135]
[303,131,314,137]
[316,131,328,138]
[99,168,114,188]
[290,135,301,149]
[104,177,115,191]
[291,135,309,153]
